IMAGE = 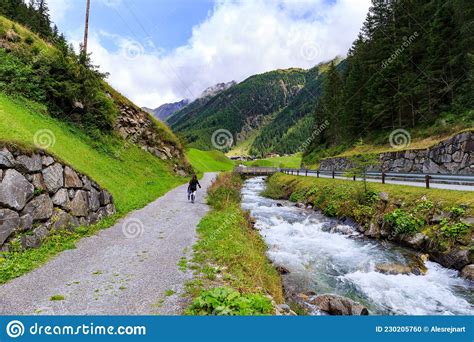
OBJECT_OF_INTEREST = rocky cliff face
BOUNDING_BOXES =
[0,146,116,251]
[320,131,473,174]
[115,104,190,175]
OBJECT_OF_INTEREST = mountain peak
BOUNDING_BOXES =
[199,81,237,99]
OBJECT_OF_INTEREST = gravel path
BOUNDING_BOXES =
[0,173,217,315]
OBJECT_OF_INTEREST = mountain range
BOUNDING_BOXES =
[166,63,336,157]
[143,99,190,121]
[143,81,237,122]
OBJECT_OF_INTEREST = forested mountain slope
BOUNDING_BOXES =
[168,69,307,151]
[303,0,474,164]
[169,0,473,161]
[250,61,342,156]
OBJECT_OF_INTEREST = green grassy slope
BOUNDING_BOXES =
[243,153,302,169]
[185,148,234,174]
[0,94,184,213]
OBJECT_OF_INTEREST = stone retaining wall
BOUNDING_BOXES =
[320,131,473,174]
[0,146,116,251]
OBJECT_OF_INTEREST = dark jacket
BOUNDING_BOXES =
[188,178,201,192]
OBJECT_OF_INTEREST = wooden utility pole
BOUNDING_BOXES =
[83,0,91,53]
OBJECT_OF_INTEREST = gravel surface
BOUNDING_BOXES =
[0,173,217,315]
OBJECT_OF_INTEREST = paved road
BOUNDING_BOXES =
[0,173,217,315]
[305,173,474,191]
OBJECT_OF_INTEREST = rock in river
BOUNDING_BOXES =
[310,294,369,315]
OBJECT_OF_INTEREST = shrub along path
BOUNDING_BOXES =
[0,173,216,315]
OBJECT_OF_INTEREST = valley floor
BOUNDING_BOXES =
[0,173,216,315]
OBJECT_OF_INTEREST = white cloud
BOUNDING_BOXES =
[47,0,74,25]
[77,0,371,108]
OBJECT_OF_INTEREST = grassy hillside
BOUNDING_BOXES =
[0,15,187,169]
[169,68,307,150]
[185,148,234,175]
[243,153,302,169]
[0,94,189,283]
[0,94,184,213]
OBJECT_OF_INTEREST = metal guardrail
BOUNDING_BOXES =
[279,168,474,189]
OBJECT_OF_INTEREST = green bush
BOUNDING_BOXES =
[25,35,34,45]
[323,202,338,217]
[439,219,470,238]
[0,50,44,101]
[412,200,434,218]
[185,287,273,316]
[449,206,465,218]
[0,40,117,133]
[289,188,306,203]
[385,209,422,235]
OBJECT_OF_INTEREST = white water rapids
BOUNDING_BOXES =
[241,177,473,315]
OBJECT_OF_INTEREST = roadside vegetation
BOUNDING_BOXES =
[264,173,473,260]
[185,172,283,315]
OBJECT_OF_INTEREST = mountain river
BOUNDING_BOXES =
[241,177,473,315]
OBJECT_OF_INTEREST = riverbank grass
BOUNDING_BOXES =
[186,172,283,315]
[264,173,473,258]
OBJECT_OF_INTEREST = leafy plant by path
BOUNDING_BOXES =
[185,287,273,316]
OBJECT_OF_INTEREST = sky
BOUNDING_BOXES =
[48,0,372,108]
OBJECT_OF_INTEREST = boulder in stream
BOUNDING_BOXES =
[310,294,369,315]
[375,254,428,276]
[460,264,474,281]
[375,263,412,275]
